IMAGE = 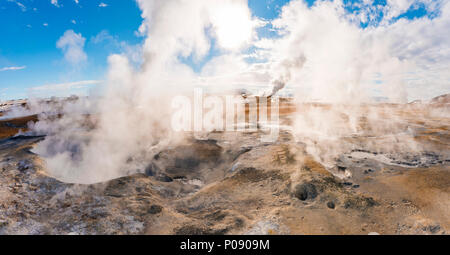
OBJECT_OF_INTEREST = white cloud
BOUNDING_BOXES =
[91,30,115,44]
[7,0,26,11]
[91,30,143,66]
[43,23,48,27]
[344,0,445,27]
[56,30,87,66]
[0,66,26,72]
[51,0,59,7]
[50,0,81,7]
[99,2,108,8]
[30,80,103,91]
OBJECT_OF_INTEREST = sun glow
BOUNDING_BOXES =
[211,3,254,50]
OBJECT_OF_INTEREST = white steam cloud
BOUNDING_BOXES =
[30,0,259,184]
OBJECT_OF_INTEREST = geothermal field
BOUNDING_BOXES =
[1,0,449,237]
[0,94,448,235]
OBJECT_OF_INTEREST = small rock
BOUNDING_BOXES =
[148,205,163,214]
[230,163,240,172]
[337,166,347,171]
[17,160,32,171]
[344,170,353,178]
[353,184,360,188]
[87,208,109,219]
[423,225,441,234]
[145,163,159,176]
[364,169,374,174]
[294,183,318,201]
[327,201,335,209]
[0,219,8,228]
[156,174,173,182]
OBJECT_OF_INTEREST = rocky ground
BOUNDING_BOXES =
[0,100,449,235]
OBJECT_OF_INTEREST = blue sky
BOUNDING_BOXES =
[0,0,142,100]
[0,0,441,100]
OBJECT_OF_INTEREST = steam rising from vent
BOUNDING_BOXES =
[268,54,306,97]
[27,0,259,184]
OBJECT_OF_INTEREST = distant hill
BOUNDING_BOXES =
[430,93,450,104]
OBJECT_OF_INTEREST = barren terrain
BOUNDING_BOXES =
[0,97,449,235]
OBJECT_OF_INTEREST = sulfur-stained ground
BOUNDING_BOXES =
[0,101,449,235]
